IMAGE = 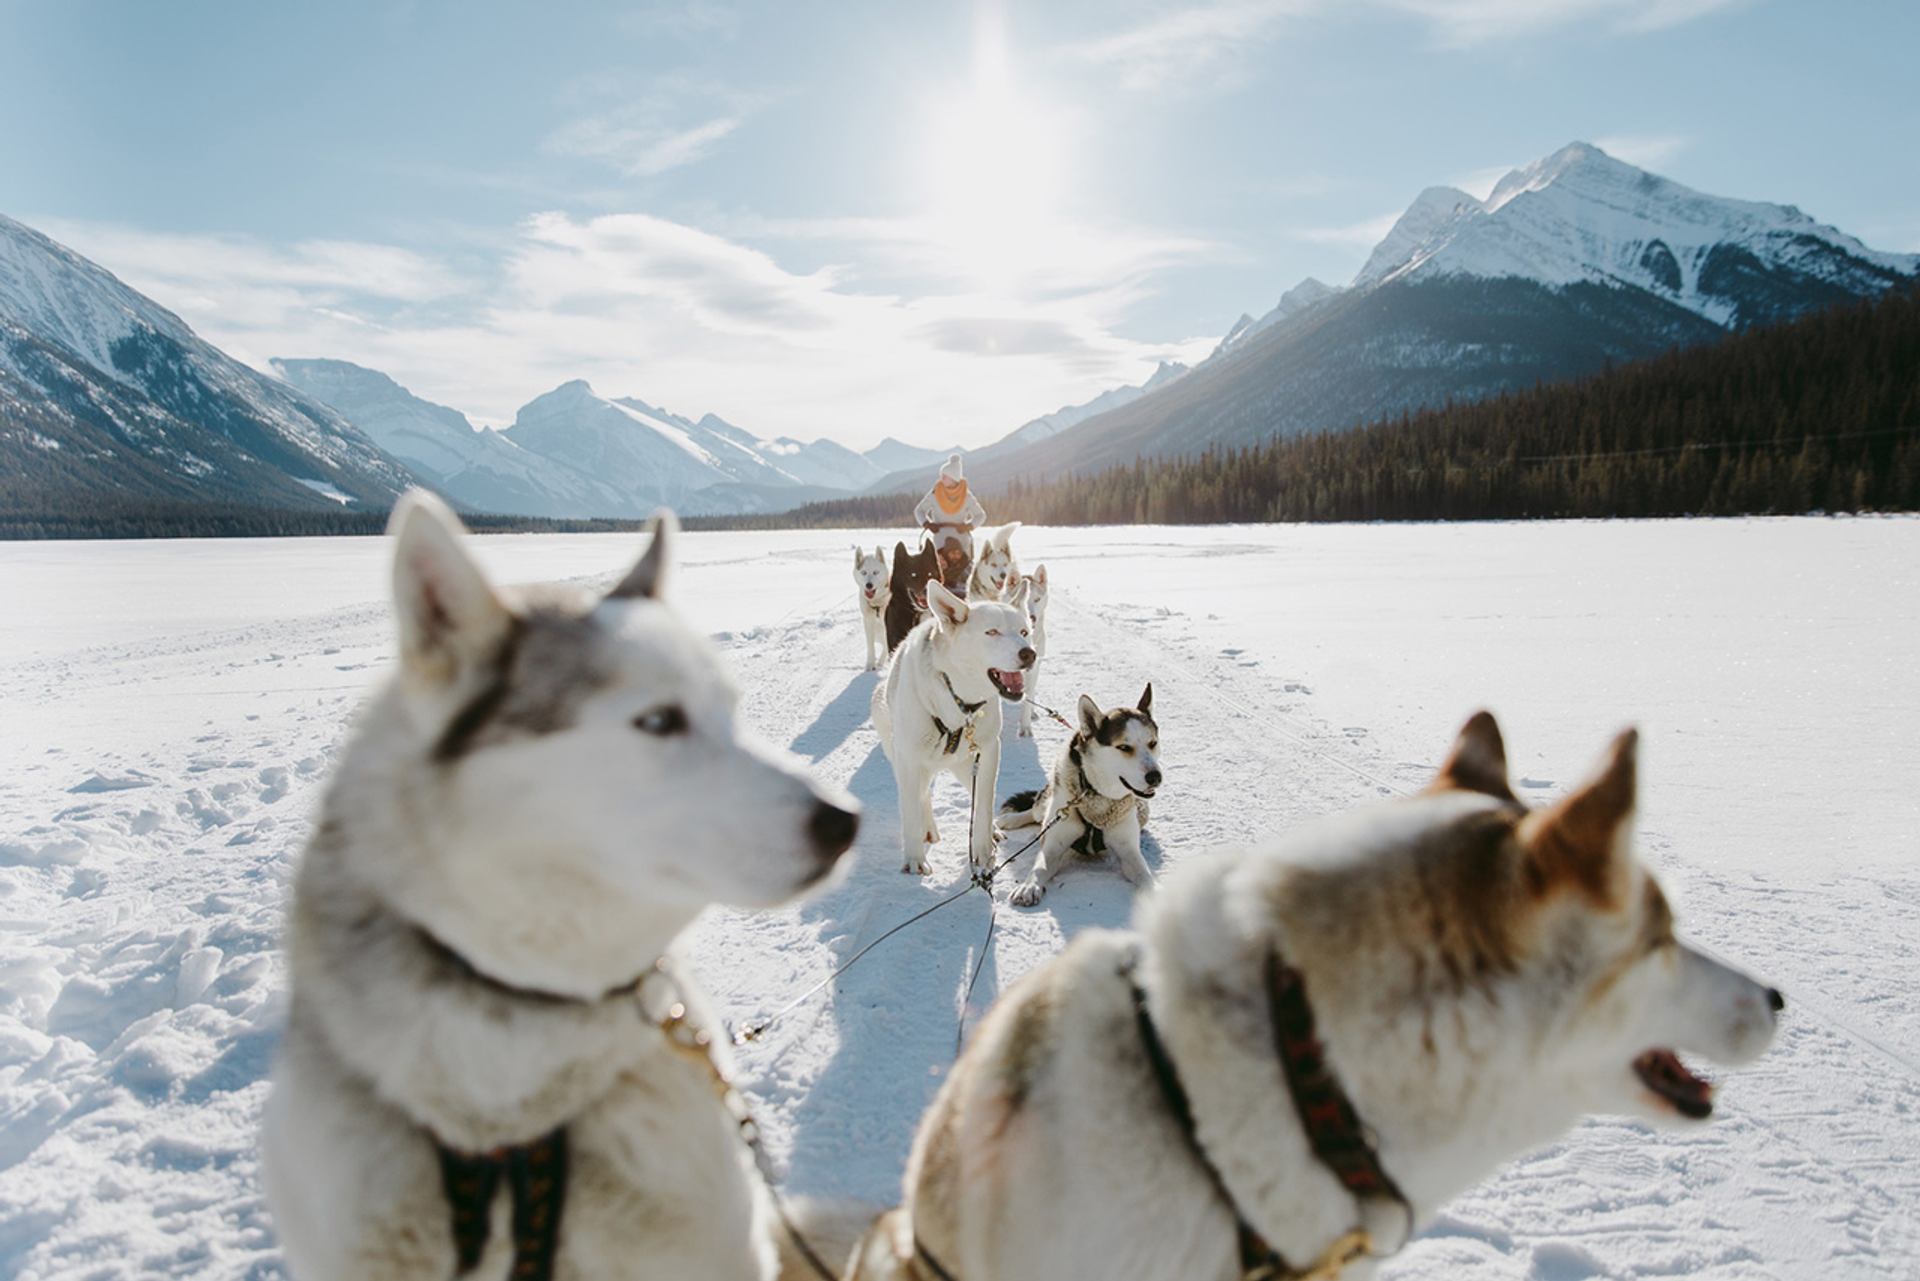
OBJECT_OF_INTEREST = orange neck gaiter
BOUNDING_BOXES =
[934,477,969,516]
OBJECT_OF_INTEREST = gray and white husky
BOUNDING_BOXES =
[1002,684,1160,907]
[854,545,891,672]
[262,491,860,1281]
[967,522,1022,600]
[871,580,1035,876]
[851,714,1784,1281]
[1013,565,1049,738]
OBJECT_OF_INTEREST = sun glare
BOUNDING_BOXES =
[921,10,1071,285]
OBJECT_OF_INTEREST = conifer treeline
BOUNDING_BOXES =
[698,286,1920,531]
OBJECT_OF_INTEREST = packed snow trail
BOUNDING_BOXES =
[0,522,1914,1280]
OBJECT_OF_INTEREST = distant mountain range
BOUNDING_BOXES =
[878,141,1920,496]
[6,141,1916,527]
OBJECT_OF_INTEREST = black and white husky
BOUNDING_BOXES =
[1002,685,1160,906]
[262,491,860,1280]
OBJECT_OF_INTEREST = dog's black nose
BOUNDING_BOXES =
[1018,647,1036,667]
[1145,768,1162,788]
[808,800,859,860]
[1766,987,1785,1014]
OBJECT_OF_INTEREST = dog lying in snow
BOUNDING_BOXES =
[885,539,940,656]
[967,523,1021,600]
[262,491,860,1281]
[1001,684,1159,907]
[851,713,1784,1281]
[855,545,891,671]
[871,580,1035,876]
[1013,566,1049,738]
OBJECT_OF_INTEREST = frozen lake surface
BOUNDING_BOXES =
[0,518,1915,1278]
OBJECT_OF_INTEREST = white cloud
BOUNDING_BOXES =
[544,113,742,178]
[37,211,1221,449]
[1591,131,1693,170]
[1067,0,1746,89]
[1290,211,1403,249]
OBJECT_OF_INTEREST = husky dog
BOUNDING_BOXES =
[967,523,1022,600]
[885,539,940,655]
[1002,684,1159,907]
[853,713,1784,1281]
[262,491,860,1281]
[871,580,1035,876]
[855,545,891,671]
[1013,565,1049,738]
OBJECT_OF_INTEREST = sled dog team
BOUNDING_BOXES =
[266,492,1786,1281]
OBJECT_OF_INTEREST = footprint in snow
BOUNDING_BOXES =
[1518,777,1555,790]
[1342,727,1367,738]
[69,772,154,794]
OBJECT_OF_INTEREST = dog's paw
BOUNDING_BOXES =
[902,857,930,875]
[1010,880,1045,908]
[1017,724,1032,738]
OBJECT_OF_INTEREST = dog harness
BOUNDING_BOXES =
[409,928,839,1281]
[913,946,1410,1281]
[933,673,987,756]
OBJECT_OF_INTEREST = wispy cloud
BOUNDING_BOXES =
[1068,0,1747,90]
[1062,1,1306,92]
[1290,211,1403,249]
[546,113,742,177]
[1591,131,1693,170]
[543,73,759,178]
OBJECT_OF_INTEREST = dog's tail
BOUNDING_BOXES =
[777,1196,885,1281]
[998,788,1043,828]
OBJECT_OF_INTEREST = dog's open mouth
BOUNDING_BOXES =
[864,586,876,599]
[1634,1049,1713,1118]
[1122,779,1157,799]
[988,668,1026,700]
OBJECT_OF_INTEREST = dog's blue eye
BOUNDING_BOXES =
[634,706,688,736]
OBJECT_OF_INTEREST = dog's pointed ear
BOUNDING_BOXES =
[607,510,678,601]
[1032,563,1047,590]
[1520,728,1639,902]
[926,580,968,629]
[389,490,509,681]
[876,545,887,563]
[1010,576,1032,612]
[1429,710,1515,801]
[853,544,863,566]
[1137,683,1153,715]
[1077,695,1102,736]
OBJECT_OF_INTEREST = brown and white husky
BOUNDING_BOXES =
[851,713,1784,1280]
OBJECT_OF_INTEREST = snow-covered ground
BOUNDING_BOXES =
[1,520,1915,1279]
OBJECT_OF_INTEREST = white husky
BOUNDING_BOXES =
[967,522,1022,600]
[870,580,1035,875]
[1002,684,1160,907]
[1013,565,1049,738]
[854,545,891,671]
[262,491,860,1281]
[853,713,1784,1281]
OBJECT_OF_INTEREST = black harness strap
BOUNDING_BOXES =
[934,674,987,756]
[1127,961,1295,1279]
[435,1127,568,1280]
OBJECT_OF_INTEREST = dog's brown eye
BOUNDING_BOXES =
[1119,744,1135,754]
[634,706,688,736]
[985,628,1000,637]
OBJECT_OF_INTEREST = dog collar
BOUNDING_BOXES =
[1121,949,1411,1281]
[412,921,656,1006]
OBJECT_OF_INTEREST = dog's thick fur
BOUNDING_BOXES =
[853,714,1783,1280]
[967,523,1022,600]
[1013,565,1049,738]
[855,545,891,672]
[262,492,860,1281]
[1002,684,1160,907]
[885,539,940,655]
[871,580,1035,875]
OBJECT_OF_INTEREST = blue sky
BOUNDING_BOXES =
[2,0,1914,449]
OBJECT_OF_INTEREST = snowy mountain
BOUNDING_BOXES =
[0,213,412,513]
[939,142,1920,492]
[995,361,1190,453]
[1208,279,1344,361]
[270,359,646,519]
[860,436,954,475]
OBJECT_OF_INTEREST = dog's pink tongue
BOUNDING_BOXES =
[995,669,1026,695]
